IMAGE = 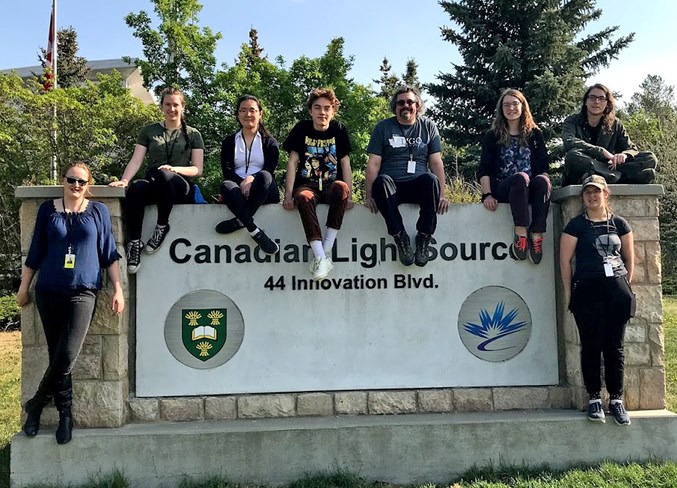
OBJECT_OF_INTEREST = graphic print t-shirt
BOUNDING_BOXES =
[282,120,352,189]
[563,213,631,279]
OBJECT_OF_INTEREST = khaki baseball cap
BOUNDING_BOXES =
[581,174,608,192]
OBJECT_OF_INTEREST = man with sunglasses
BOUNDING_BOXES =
[561,83,657,186]
[365,85,448,267]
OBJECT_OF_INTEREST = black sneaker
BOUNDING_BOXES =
[414,232,432,267]
[609,401,631,426]
[587,400,605,423]
[126,240,143,274]
[252,229,279,255]
[528,234,544,265]
[145,224,170,254]
[215,218,245,234]
[511,232,528,261]
[393,230,414,266]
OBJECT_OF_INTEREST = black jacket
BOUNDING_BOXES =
[220,131,279,183]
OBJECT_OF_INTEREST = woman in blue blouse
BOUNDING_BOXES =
[215,95,280,255]
[17,162,124,445]
[479,89,551,264]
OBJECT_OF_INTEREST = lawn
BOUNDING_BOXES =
[1,297,676,487]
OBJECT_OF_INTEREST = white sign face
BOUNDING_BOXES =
[136,204,558,397]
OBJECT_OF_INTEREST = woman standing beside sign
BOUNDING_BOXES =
[479,88,551,264]
[214,95,280,254]
[560,174,635,425]
[17,162,124,444]
[110,86,205,274]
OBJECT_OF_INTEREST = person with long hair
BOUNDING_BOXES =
[562,83,657,185]
[479,88,550,264]
[17,162,124,444]
[283,87,353,280]
[560,174,635,425]
[110,86,205,273]
[214,95,279,254]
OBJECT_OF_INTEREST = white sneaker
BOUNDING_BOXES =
[312,257,333,281]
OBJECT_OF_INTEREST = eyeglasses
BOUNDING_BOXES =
[587,95,608,103]
[65,176,88,186]
[396,99,417,107]
[502,101,522,109]
[238,108,259,115]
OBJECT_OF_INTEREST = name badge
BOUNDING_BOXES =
[603,257,613,277]
[64,253,76,269]
[407,159,416,174]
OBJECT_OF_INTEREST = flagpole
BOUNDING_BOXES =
[50,0,58,182]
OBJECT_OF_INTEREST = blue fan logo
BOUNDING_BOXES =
[463,301,528,352]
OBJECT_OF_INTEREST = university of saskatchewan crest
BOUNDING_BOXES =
[181,308,227,361]
[457,286,532,362]
[164,290,244,370]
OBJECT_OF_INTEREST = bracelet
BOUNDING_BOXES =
[481,192,493,202]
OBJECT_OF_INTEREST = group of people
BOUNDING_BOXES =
[17,82,651,443]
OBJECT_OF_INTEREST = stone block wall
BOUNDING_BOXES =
[552,184,665,411]
[17,184,666,428]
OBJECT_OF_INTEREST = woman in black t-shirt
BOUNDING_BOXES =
[560,174,635,426]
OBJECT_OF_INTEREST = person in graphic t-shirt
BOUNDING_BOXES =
[365,85,449,267]
[282,87,353,281]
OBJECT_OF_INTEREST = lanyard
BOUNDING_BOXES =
[242,132,255,175]
[163,127,180,164]
[586,211,612,257]
[62,198,83,254]
[397,120,419,161]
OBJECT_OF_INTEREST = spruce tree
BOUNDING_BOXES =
[373,57,400,100]
[427,0,634,146]
[39,27,89,88]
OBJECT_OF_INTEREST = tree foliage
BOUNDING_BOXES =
[427,0,635,147]
[39,27,90,88]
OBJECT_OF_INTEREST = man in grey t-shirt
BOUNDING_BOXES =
[365,85,449,267]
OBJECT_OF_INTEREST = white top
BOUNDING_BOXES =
[234,130,265,178]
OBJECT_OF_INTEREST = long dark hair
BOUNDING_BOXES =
[579,83,616,133]
[160,86,193,151]
[236,95,271,138]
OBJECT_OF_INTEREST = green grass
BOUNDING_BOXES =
[1,298,677,487]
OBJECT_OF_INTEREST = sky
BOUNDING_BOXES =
[1,0,675,107]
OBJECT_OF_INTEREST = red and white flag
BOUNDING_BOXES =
[43,0,56,91]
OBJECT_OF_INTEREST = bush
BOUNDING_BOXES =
[0,295,19,332]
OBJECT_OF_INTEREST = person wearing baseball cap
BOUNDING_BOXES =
[560,172,635,425]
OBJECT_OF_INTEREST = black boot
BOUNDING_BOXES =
[54,373,73,445]
[55,407,73,445]
[23,395,51,437]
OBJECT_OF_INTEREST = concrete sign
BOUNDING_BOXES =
[136,204,557,396]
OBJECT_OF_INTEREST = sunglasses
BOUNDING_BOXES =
[65,176,88,186]
[396,99,416,107]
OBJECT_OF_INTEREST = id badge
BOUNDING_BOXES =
[407,158,416,174]
[603,258,613,277]
[64,253,76,269]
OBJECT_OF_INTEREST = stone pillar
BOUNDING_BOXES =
[16,186,129,427]
[552,184,665,411]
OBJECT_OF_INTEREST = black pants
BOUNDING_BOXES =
[125,168,193,240]
[372,173,440,236]
[569,276,635,397]
[220,171,279,232]
[563,149,658,185]
[34,289,97,410]
[493,173,551,233]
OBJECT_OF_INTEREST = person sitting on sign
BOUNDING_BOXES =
[560,174,635,426]
[561,83,657,186]
[282,87,353,281]
[214,95,280,255]
[17,161,124,445]
[364,85,449,267]
[109,86,205,274]
[479,88,551,264]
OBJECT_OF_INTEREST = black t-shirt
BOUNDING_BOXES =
[563,213,632,279]
[585,121,602,145]
[282,119,352,189]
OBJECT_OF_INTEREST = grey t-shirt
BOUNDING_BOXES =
[367,116,441,181]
